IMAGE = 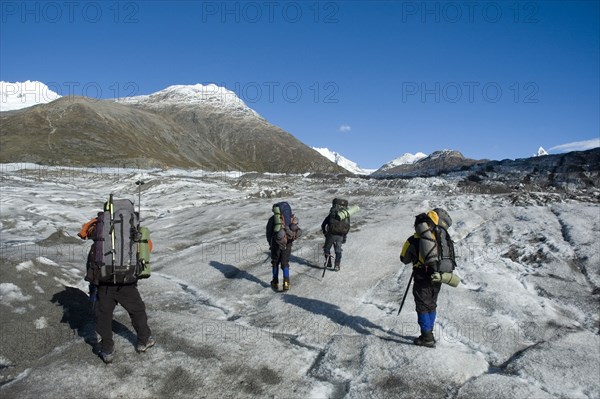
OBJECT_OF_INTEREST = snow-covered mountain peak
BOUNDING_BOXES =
[380,152,427,170]
[313,147,376,175]
[118,83,260,118]
[535,146,549,156]
[0,81,61,111]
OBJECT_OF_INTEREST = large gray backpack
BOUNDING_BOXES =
[414,208,456,273]
[90,195,142,284]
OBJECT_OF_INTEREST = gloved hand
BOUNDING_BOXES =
[431,272,442,284]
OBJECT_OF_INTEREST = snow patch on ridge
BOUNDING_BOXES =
[0,81,61,111]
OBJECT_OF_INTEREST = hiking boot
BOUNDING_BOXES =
[324,255,332,268]
[282,278,290,291]
[334,260,341,272]
[413,332,435,348]
[99,350,114,364]
[136,337,155,353]
[271,279,279,290]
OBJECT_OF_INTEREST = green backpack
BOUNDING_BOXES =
[328,198,359,235]
[137,226,151,279]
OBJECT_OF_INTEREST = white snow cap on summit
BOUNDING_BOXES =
[313,147,376,175]
[118,83,260,118]
[0,81,61,111]
[380,152,427,170]
[535,146,549,156]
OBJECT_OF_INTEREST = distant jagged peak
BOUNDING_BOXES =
[312,147,375,175]
[381,152,427,170]
[372,148,480,177]
[425,149,465,161]
[118,83,260,118]
[535,146,549,156]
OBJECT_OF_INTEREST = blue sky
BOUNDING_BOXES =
[1,1,599,168]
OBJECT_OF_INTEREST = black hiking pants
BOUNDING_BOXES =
[271,239,293,268]
[96,284,151,353]
[323,234,344,263]
[412,272,441,314]
[271,239,293,280]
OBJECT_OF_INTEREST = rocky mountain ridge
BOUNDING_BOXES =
[0,86,345,173]
[458,148,600,195]
[372,150,484,177]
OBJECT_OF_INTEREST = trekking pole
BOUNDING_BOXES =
[135,180,145,220]
[135,180,145,264]
[108,194,116,284]
[322,255,331,278]
[397,270,415,315]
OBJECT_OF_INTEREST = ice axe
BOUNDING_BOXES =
[397,270,414,316]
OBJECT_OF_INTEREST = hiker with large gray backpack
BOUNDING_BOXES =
[266,201,302,291]
[78,184,154,363]
[321,198,359,272]
[399,208,460,348]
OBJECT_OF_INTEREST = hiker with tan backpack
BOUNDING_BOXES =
[399,208,460,348]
